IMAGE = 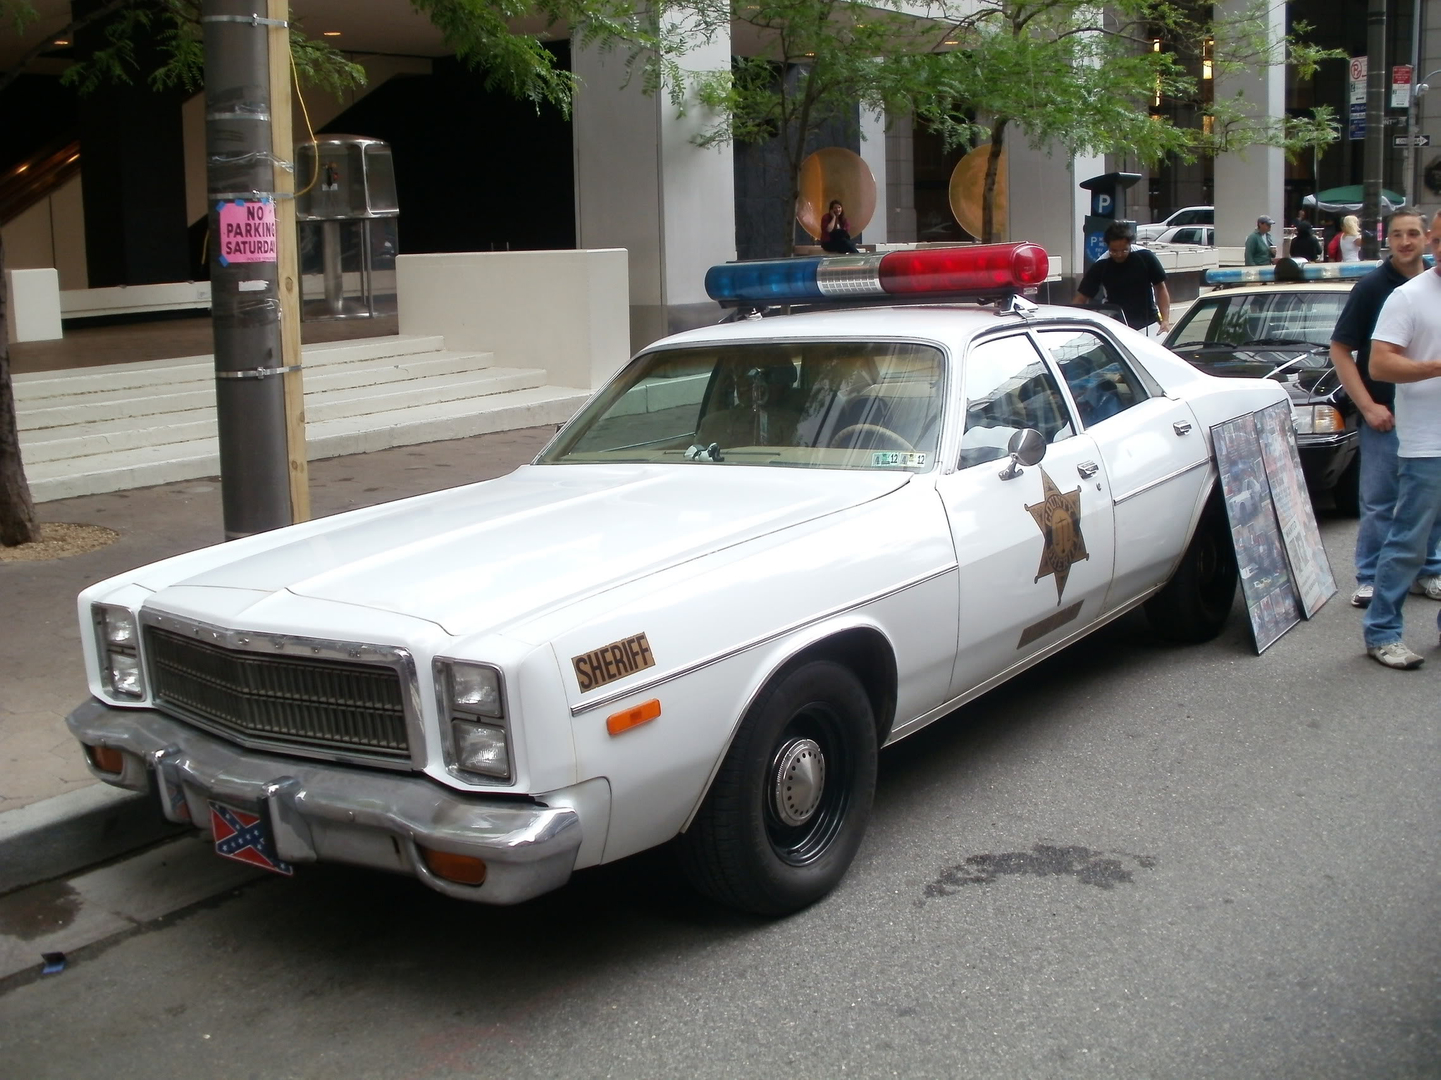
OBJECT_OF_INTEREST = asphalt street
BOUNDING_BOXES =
[0,512,1437,1080]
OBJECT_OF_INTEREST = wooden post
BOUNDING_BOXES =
[269,0,310,521]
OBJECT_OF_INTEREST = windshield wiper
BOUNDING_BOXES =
[1237,337,1311,348]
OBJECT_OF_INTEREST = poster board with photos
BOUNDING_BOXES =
[1254,400,1337,617]
[1211,411,1302,653]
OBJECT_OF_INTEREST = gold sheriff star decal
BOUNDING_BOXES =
[1026,468,1089,604]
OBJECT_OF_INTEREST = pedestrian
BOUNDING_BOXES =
[820,199,860,254]
[1070,221,1171,336]
[1330,215,1362,262]
[1359,209,1441,669]
[1330,208,1441,609]
[1245,215,1277,265]
[1290,215,1322,261]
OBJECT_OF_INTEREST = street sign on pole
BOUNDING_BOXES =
[1392,65,1413,109]
[1393,133,1431,147]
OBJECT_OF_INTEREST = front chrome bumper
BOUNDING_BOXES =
[66,698,583,905]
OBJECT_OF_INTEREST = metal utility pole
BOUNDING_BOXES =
[1403,0,1423,205]
[1362,0,1387,259]
[202,0,309,540]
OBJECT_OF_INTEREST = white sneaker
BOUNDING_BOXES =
[1351,584,1373,607]
[1410,575,1441,601]
[1367,641,1425,669]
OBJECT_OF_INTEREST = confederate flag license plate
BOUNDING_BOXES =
[208,800,294,876]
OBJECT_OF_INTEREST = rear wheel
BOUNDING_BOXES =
[1145,491,1237,642]
[678,661,877,915]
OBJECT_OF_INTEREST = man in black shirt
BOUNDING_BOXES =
[1071,221,1171,336]
[1329,207,1441,607]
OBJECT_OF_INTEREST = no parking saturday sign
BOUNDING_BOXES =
[216,198,277,266]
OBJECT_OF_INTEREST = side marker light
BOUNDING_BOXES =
[421,847,488,886]
[86,744,125,774]
[607,698,662,736]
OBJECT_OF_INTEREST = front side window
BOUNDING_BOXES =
[1038,329,1149,427]
[959,335,1075,469]
[539,341,945,472]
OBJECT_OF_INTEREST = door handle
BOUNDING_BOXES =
[1077,461,1099,479]
[1173,421,1192,436]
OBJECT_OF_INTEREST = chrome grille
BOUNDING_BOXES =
[147,627,411,763]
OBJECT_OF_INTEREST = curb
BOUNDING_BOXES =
[0,783,183,895]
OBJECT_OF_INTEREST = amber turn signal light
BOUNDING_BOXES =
[86,744,125,774]
[607,698,661,736]
[420,847,488,886]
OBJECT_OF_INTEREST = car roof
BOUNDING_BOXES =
[649,304,1104,351]
[1197,282,1355,298]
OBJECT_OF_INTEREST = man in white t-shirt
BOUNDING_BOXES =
[1361,209,1441,668]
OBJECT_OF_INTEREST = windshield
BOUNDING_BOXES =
[539,341,945,472]
[1169,290,1349,351]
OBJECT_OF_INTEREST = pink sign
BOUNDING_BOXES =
[217,199,277,264]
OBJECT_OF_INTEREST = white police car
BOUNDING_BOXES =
[68,244,1288,915]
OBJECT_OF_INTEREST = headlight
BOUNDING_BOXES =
[92,604,145,699]
[1290,404,1344,435]
[437,660,510,780]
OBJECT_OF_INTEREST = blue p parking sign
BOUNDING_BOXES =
[1092,192,1114,217]
[1085,231,1108,264]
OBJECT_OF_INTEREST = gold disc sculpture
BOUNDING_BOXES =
[796,147,877,241]
[948,143,1009,241]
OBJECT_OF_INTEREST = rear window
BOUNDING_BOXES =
[1169,291,1349,350]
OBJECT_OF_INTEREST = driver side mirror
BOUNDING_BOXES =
[998,428,1046,480]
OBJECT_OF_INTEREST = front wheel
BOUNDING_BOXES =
[1144,491,1238,642]
[678,661,878,915]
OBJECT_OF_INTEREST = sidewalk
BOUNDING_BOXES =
[0,424,556,886]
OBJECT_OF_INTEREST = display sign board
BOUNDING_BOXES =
[1394,134,1431,147]
[1254,402,1336,618]
[1212,407,1337,652]
[1350,102,1366,141]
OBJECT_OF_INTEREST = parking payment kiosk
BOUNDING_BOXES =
[1079,172,1141,269]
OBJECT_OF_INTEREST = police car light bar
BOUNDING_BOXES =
[1206,261,1380,285]
[705,243,1050,306]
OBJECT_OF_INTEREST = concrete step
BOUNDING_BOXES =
[12,334,450,401]
[26,385,591,502]
[20,366,542,461]
[18,351,504,434]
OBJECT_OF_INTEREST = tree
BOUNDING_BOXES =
[674,0,947,255]
[0,0,654,545]
[909,0,1342,242]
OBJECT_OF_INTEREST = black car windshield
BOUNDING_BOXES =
[539,341,945,472]
[1169,290,1349,351]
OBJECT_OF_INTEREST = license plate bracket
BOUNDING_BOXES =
[208,800,294,876]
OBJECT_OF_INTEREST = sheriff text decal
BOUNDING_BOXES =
[573,633,655,692]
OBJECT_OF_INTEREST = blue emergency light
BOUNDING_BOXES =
[705,243,1051,306]
[1206,261,1381,285]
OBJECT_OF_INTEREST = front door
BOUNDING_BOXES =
[937,333,1116,697]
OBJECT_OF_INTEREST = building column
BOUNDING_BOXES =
[1213,0,1286,252]
[1007,141,1101,291]
[859,108,888,244]
[572,25,735,352]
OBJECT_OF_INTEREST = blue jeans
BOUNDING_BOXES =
[1355,422,1441,584]
[1362,455,1441,647]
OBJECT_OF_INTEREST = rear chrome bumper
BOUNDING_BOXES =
[66,698,584,905]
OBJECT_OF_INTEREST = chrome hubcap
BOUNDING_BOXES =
[771,737,826,826]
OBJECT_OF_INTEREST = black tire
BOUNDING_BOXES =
[1331,452,1361,517]
[1144,491,1238,643]
[678,660,878,915]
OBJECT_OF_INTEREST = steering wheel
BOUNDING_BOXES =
[830,423,915,452]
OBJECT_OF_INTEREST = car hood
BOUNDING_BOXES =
[1174,345,1339,399]
[145,464,911,638]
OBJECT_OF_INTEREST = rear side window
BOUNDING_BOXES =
[1038,329,1149,427]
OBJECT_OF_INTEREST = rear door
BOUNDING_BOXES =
[1036,326,1210,609]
